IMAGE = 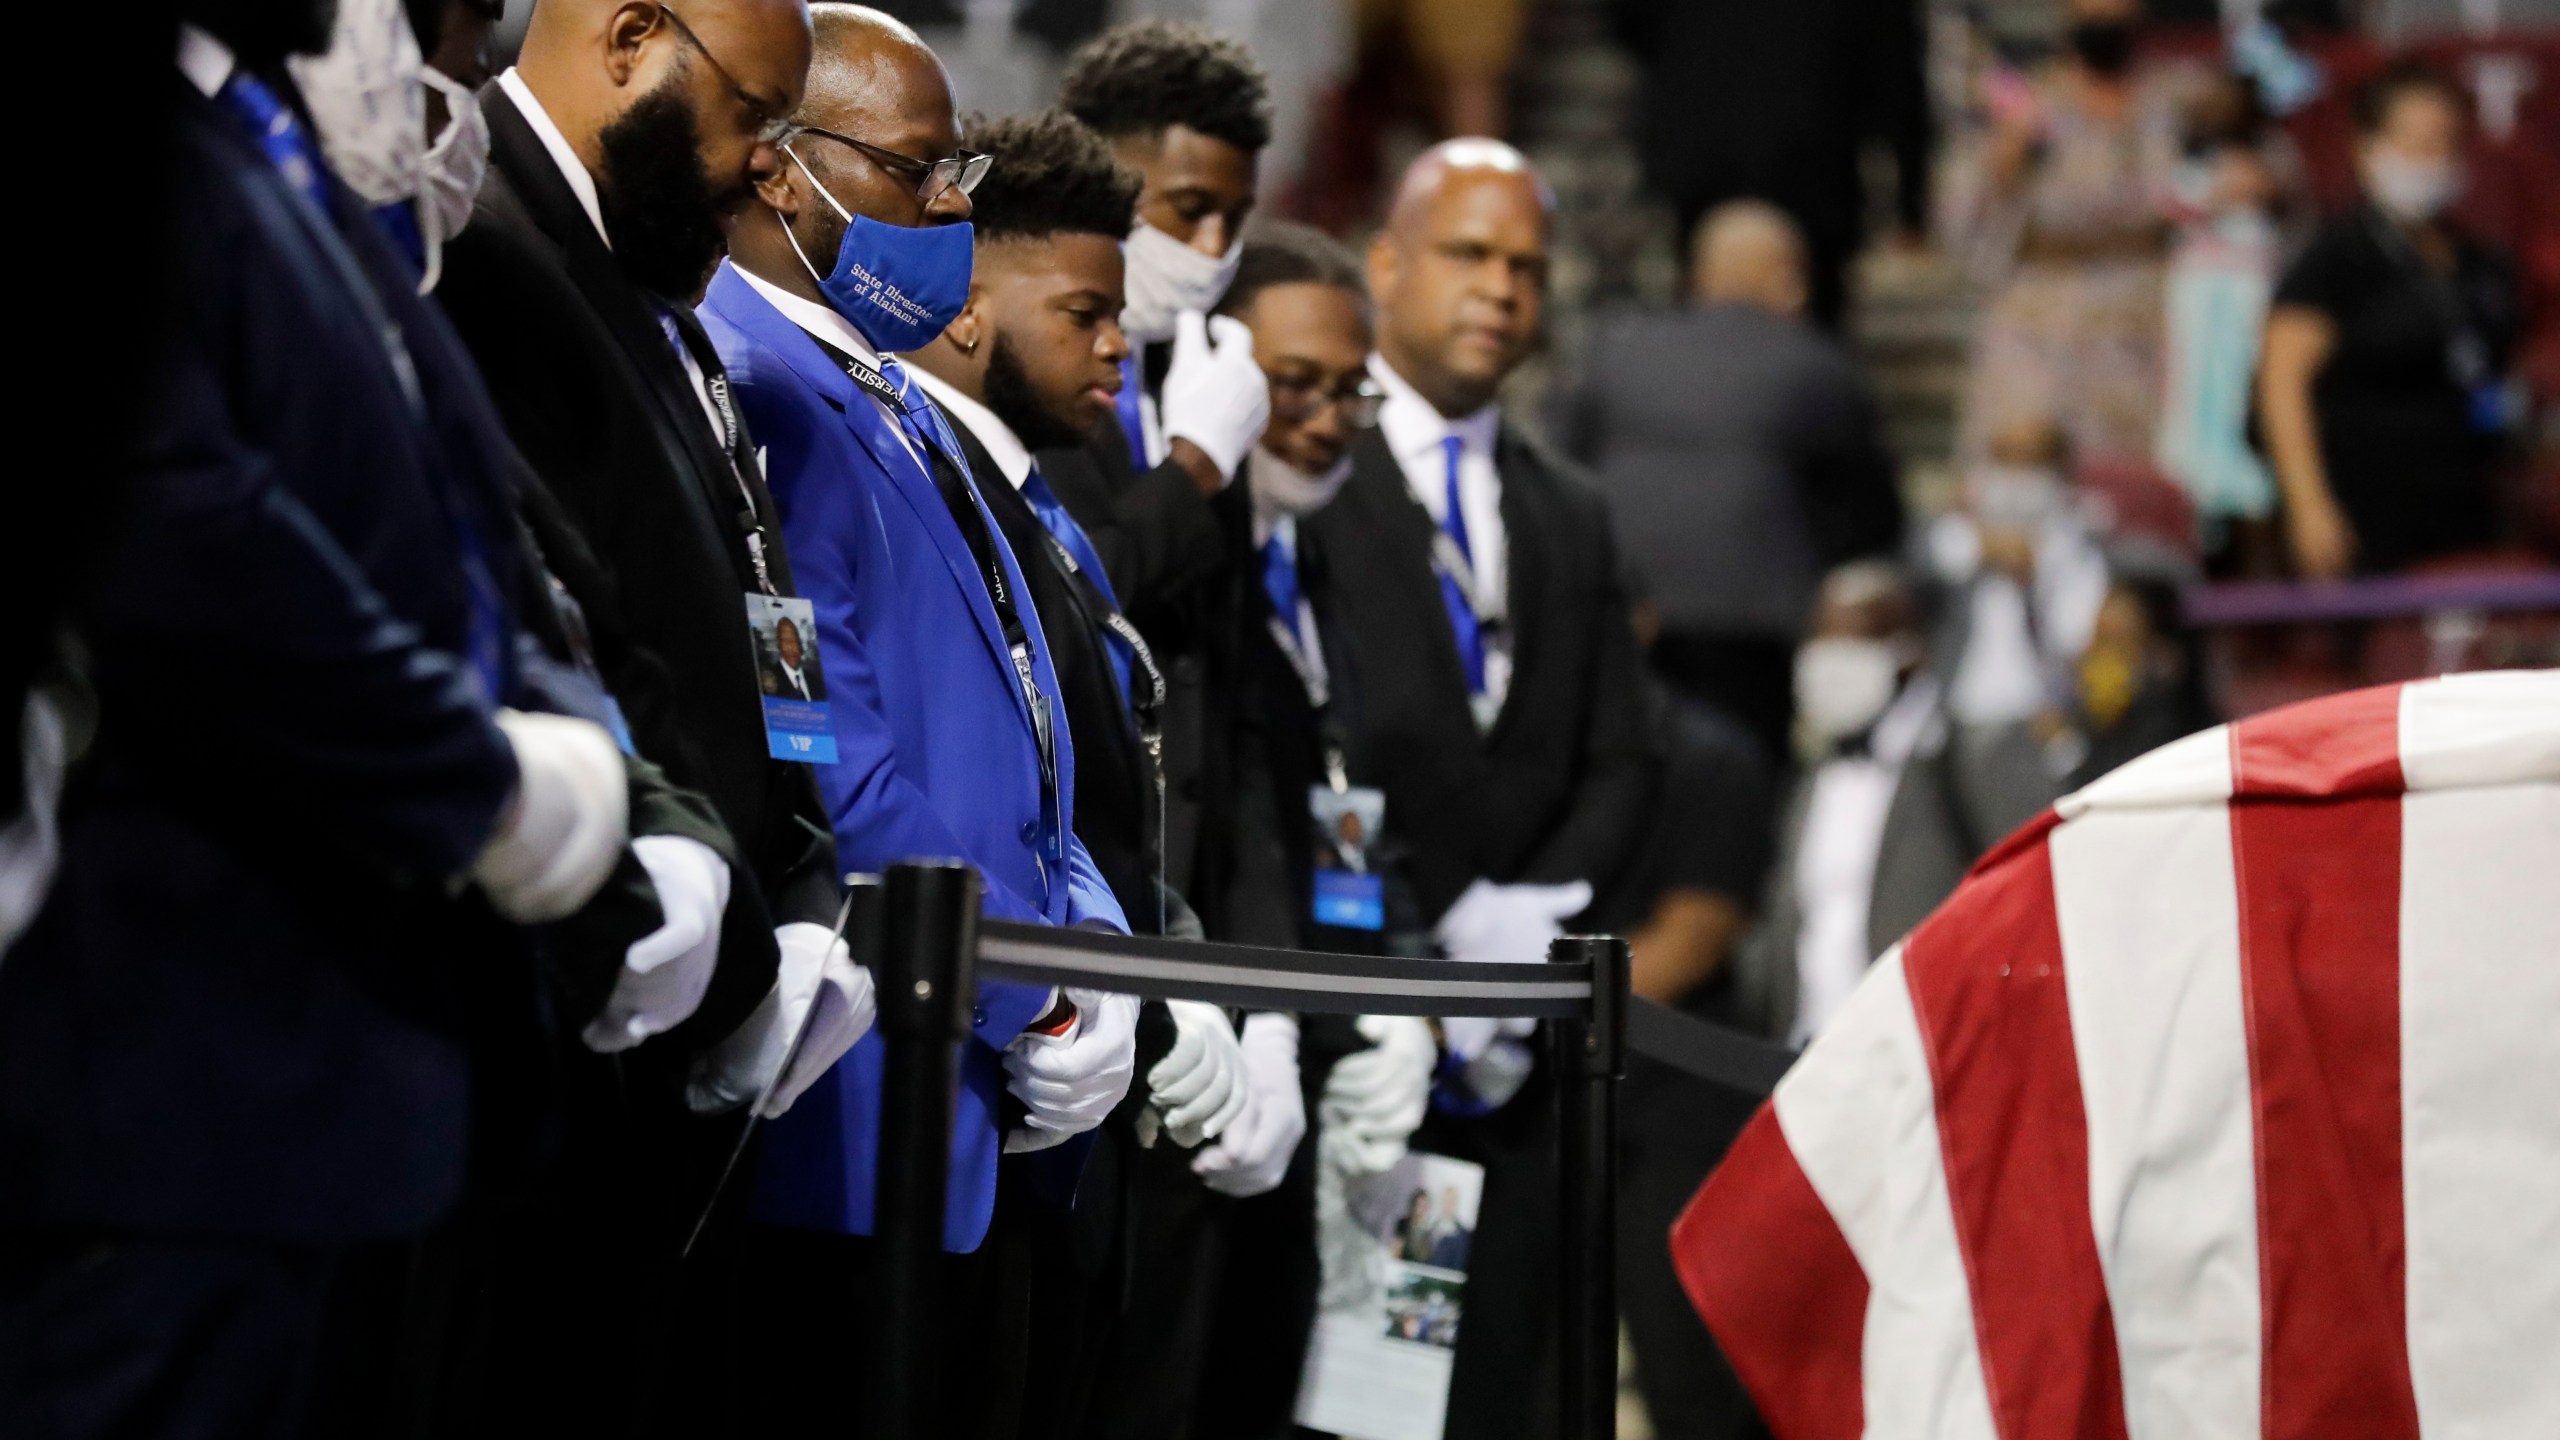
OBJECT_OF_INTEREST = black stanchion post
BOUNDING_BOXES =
[1552,934,1630,1440]
[868,860,980,1438]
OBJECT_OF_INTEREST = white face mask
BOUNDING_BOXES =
[1121,221,1243,343]
[286,0,425,208]
[2365,150,2463,224]
[1966,463,2067,531]
[1248,445,1353,524]
[1795,637,1903,745]
[417,68,489,247]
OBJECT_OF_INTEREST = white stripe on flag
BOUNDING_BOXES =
[2050,804,2262,1440]
[1772,945,1995,1440]
[2399,780,2560,1438]
[2397,671,2560,793]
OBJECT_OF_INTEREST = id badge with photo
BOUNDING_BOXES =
[746,594,836,764]
[1309,784,1387,931]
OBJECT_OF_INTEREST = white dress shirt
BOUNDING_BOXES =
[496,68,731,449]
[902,364,1034,490]
[1790,676,1942,1046]
[729,263,921,470]
[779,660,812,699]
[1369,354,1511,719]
[177,25,233,96]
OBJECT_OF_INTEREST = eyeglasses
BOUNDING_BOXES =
[1267,372,1384,431]
[786,125,991,205]
[656,3,794,146]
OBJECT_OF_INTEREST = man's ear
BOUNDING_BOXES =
[1366,233,1399,311]
[755,165,798,215]
[943,283,992,358]
[603,2,661,89]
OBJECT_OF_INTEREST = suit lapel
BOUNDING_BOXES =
[482,88,750,566]
[710,269,1021,687]
[1341,429,1484,747]
[1487,426,1547,744]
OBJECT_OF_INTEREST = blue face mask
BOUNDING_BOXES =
[779,144,972,353]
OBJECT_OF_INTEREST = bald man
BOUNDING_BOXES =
[427,4,869,1436]
[700,13,1138,1434]
[1300,139,1657,1438]
[1558,197,1904,761]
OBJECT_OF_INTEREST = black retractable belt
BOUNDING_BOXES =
[867,860,1788,1440]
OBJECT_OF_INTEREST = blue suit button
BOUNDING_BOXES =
[973,1006,987,1026]
[1020,819,1039,842]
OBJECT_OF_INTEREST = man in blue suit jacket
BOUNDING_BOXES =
[0,15,634,1435]
[702,8,1127,1243]
[700,10,1135,1436]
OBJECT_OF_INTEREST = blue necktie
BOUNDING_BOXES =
[1434,434,1486,695]
[213,69,328,211]
[1263,534,1304,649]
[1023,466,1134,702]
[1114,353,1150,469]
[879,356,973,475]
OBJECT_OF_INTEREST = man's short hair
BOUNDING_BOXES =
[2352,56,2468,136]
[1057,20,1273,154]
[960,111,1142,244]
[1213,223,1368,320]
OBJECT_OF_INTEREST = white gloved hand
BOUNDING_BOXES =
[1160,310,1270,480]
[1149,999,1251,1148]
[1433,878,1594,970]
[685,922,876,1118]
[1319,1014,1436,1176]
[1004,988,1139,1153]
[473,709,627,923]
[1192,1012,1305,1195]
[582,834,730,1052]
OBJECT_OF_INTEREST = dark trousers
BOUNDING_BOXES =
[1,1235,338,1440]
[1616,1058,1770,1440]
[740,1199,1040,1439]
[1057,1124,1322,1440]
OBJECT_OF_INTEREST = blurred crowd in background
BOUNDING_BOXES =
[7,2,2555,1438]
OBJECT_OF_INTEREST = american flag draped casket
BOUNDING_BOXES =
[1671,671,2560,1439]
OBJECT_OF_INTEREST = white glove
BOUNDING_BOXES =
[1193,1013,1307,1197]
[582,834,729,1052]
[1433,878,1594,969]
[1004,988,1139,1153]
[473,709,627,923]
[1148,999,1251,1148]
[685,922,875,1118]
[1160,310,1269,480]
[1319,1014,1436,1176]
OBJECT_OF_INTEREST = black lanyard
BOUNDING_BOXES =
[666,308,782,596]
[818,339,1065,874]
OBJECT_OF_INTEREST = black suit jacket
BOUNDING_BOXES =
[1033,414,1231,645]
[1304,426,1658,925]
[0,83,523,1243]
[437,85,835,1021]
[948,420,1163,933]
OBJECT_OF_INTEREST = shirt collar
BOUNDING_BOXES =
[496,68,608,248]
[1370,352,1499,466]
[177,25,234,98]
[732,262,885,372]
[903,364,1034,489]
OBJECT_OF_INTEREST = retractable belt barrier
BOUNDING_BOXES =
[855,862,1794,1440]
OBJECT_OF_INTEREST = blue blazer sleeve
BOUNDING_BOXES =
[1062,830,1128,934]
[105,339,519,882]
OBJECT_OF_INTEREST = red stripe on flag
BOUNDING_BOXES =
[1672,1107,1867,1440]
[2229,785,2420,1440]
[2229,683,2406,799]
[1901,837,2129,1440]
